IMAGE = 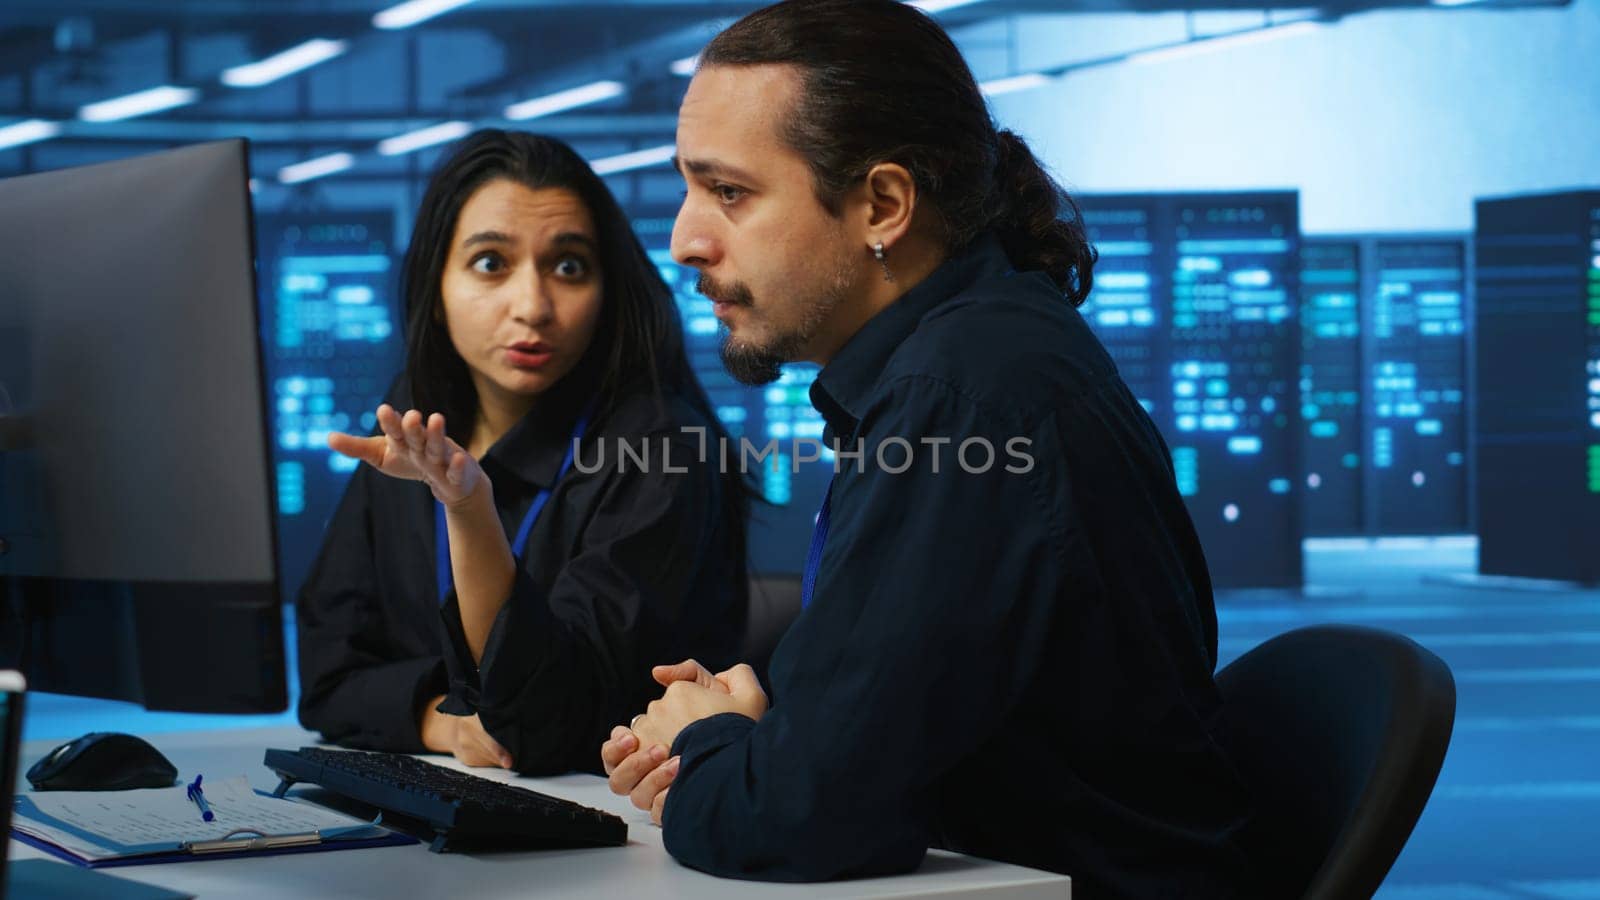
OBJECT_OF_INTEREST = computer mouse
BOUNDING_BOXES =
[26,732,179,791]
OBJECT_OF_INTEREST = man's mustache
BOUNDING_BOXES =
[697,274,755,307]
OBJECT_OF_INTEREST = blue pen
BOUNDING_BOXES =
[187,774,214,822]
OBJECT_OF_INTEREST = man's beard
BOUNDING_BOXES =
[719,335,791,387]
[701,261,850,387]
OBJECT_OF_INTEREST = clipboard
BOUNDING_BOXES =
[184,828,325,855]
[10,776,417,869]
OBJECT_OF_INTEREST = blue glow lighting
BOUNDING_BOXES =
[276,462,306,516]
[1228,436,1263,455]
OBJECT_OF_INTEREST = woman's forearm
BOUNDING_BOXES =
[443,478,518,662]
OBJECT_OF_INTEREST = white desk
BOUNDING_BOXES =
[11,726,1070,899]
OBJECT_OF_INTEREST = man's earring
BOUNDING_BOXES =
[873,241,895,284]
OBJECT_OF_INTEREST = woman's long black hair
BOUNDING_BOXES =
[401,128,750,561]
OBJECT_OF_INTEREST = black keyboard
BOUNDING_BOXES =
[264,747,627,853]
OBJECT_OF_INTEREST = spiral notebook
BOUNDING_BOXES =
[10,775,415,868]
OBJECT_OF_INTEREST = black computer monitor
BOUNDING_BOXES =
[0,140,286,713]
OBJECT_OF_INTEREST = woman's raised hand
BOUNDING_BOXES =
[329,404,484,507]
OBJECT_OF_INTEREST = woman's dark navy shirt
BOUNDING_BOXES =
[296,374,747,775]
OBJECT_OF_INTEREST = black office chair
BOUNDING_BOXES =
[741,575,802,679]
[1216,624,1456,900]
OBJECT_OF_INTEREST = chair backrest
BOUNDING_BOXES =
[1215,624,1455,900]
[740,575,802,678]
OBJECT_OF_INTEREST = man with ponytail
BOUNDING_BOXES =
[603,2,1255,895]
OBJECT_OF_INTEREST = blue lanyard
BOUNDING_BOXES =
[800,478,834,610]
[435,402,594,604]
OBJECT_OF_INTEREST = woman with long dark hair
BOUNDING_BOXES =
[296,129,748,774]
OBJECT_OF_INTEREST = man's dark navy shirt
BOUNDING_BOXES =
[663,234,1254,899]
